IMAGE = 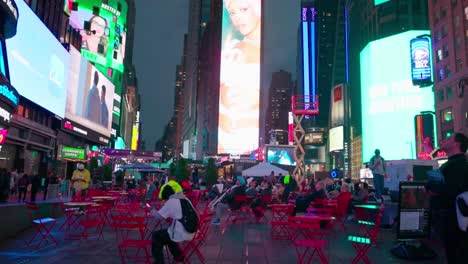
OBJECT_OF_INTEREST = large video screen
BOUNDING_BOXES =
[360,30,435,162]
[218,0,261,154]
[6,0,70,117]
[66,47,114,137]
[69,0,127,72]
[410,37,432,87]
[266,145,296,166]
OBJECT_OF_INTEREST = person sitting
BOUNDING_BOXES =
[150,181,196,264]
[294,182,328,214]
[146,178,158,201]
[245,180,258,197]
[212,177,246,225]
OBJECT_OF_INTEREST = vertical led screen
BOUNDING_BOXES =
[66,47,115,137]
[360,30,435,162]
[301,5,317,107]
[218,0,261,154]
[414,113,436,160]
[6,0,70,117]
[410,37,432,87]
[69,0,127,72]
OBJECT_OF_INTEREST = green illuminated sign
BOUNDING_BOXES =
[374,0,390,5]
[360,30,435,162]
[72,0,128,72]
[62,146,86,160]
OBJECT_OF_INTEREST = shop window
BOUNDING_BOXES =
[454,16,460,28]
[441,107,453,123]
[437,49,443,61]
[434,11,440,23]
[443,44,449,58]
[438,68,444,81]
[24,108,30,119]
[441,24,448,37]
[17,105,24,116]
[438,90,445,102]
[441,7,447,18]
[445,65,451,78]
[446,86,453,99]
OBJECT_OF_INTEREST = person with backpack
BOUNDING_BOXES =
[17,174,29,202]
[150,180,198,264]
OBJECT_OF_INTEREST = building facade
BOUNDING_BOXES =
[265,70,293,143]
[428,0,468,139]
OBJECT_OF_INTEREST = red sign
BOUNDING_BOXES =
[0,129,8,145]
[333,85,342,102]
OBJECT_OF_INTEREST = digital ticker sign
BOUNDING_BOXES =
[360,31,435,162]
[218,0,262,154]
[410,37,433,87]
[69,0,128,72]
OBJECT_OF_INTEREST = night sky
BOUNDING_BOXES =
[134,0,299,149]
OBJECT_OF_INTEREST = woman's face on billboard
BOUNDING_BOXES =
[227,0,260,37]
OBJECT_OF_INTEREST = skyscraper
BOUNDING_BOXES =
[265,70,293,143]
[428,0,468,139]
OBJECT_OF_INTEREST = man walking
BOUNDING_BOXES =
[369,149,386,201]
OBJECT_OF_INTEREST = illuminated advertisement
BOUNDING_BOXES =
[131,124,139,150]
[218,0,262,154]
[0,41,6,76]
[304,132,323,145]
[415,113,436,160]
[69,0,127,72]
[6,0,70,117]
[330,84,344,127]
[410,37,432,87]
[374,0,390,5]
[266,145,296,166]
[66,47,115,137]
[60,145,86,160]
[301,5,317,106]
[0,129,7,144]
[360,30,435,162]
[329,126,344,152]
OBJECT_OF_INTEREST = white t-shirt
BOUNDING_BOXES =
[157,198,195,242]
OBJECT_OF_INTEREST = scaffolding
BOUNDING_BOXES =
[291,95,319,180]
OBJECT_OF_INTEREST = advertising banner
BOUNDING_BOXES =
[329,126,344,152]
[69,0,127,72]
[0,129,7,144]
[330,84,344,127]
[61,145,86,160]
[218,0,261,154]
[360,30,435,161]
[6,0,70,117]
[66,47,114,138]
[102,148,162,158]
[410,37,432,87]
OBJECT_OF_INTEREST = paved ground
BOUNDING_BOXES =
[0,205,447,264]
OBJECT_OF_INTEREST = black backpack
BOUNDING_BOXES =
[178,198,199,233]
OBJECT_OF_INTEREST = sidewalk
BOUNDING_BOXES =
[0,210,446,264]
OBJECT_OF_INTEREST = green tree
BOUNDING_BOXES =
[205,158,217,187]
[175,158,189,182]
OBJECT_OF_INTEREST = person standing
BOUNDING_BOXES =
[71,163,91,196]
[30,174,41,202]
[369,149,386,200]
[17,174,29,202]
[429,133,468,263]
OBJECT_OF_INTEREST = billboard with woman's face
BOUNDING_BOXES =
[218,0,262,154]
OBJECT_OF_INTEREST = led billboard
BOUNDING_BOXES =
[69,0,127,72]
[217,0,262,154]
[6,0,70,117]
[301,5,317,106]
[266,145,296,166]
[360,30,435,162]
[329,126,344,152]
[410,37,432,87]
[66,47,115,138]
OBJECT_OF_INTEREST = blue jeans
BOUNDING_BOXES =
[373,174,384,199]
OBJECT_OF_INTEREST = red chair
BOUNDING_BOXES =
[252,195,272,223]
[58,202,81,231]
[348,205,384,264]
[288,216,328,264]
[270,204,295,240]
[226,195,252,224]
[176,212,213,264]
[112,216,152,263]
[334,192,352,230]
[78,205,105,240]
[25,202,57,248]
